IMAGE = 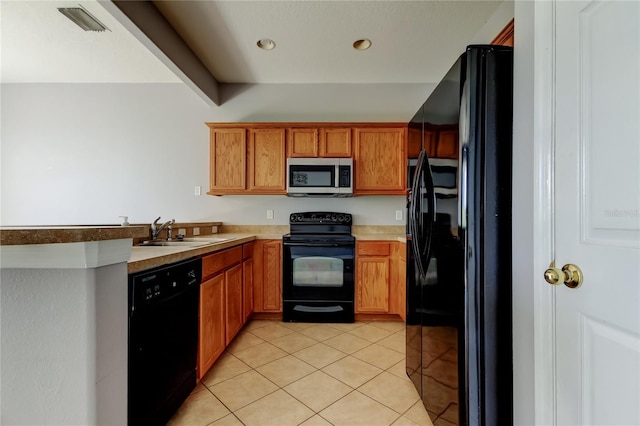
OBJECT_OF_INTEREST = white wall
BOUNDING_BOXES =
[0,83,431,226]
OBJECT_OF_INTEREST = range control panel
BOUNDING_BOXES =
[289,211,352,225]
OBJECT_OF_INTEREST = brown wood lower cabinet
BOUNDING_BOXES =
[356,241,391,313]
[355,240,406,317]
[253,239,282,313]
[198,243,255,379]
[224,263,243,345]
[242,242,255,323]
[391,242,406,320]
[198,273,225,379]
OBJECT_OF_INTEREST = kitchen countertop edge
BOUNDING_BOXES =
[128,234,257,273]
[0,226,149,245]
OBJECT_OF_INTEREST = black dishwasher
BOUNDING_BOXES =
[128,257,202,425]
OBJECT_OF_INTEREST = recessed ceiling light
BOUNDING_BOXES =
[58,7,109,32]
[353,39,372,50]
[257,38,276,50]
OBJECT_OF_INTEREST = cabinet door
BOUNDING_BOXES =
[287,128,319,157]
[408,126,422,159]
[248,129,286,193]
[209,128,246,194]
[435,129,459,159]
[425,128,438,158]
[243,258,254,323]
[225,263,243,345]
[262,240,282,312]
[389,241,406,320]
[320,128,352,157]
[199,274,225,379]
[356,256,390,313]
[354,128,406,194]
[253,240,282,312]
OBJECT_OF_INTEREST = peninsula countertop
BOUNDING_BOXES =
[0,225,149,245]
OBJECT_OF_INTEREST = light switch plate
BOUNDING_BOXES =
[267,209,274,220]
[395,210,403,221]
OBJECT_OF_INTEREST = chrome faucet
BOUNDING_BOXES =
[151,217,175,240]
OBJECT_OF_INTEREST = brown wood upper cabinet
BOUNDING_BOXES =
[207,122,407,195]
[248,128,286,193]
[207,126,286,195]
[492,19,514,47]
[353,127,407,194]
[209,128,247,193]
[407,124,459,160]
[287,127,352,158]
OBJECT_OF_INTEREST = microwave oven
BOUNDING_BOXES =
[286,158,353,197]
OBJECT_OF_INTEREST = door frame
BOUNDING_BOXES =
[533,1,557,424]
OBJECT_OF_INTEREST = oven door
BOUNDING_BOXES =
[282,241,354,302]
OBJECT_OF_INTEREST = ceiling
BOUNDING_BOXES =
[1,0,510,106]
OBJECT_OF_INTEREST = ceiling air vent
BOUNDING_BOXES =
[58,7,109,32]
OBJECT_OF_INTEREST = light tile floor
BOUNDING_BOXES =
[168,320,435,426]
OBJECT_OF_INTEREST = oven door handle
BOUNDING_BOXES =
[283,242,353,247]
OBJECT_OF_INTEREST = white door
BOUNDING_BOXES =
[552,0,640,424]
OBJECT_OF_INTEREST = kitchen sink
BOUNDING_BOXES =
[177,237,233,243]
[136,240,212,247]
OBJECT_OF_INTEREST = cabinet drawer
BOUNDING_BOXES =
[357,241,391,256]
[202,246,242,279]
[242,242,254,260]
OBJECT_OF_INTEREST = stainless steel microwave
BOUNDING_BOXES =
[286,158,353,197]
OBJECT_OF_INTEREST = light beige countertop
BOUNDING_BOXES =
[0,225,148,245]
[1,223,406,273]
[351,225,405,242]
[353,233,406,242]
[128,233,257,273]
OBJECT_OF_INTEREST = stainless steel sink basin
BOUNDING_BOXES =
[136,240,211,247]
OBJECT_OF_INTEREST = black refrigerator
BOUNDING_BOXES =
[406,45,513,426]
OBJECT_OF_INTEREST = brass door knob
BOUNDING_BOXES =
[544,261,583,289]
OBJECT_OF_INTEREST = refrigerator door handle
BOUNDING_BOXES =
[409,150,426,277]
[458,79,470,231]
[419,149,436,270]
[459,145,469,231]
[410,150,435,278]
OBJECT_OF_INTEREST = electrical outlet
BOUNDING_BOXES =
[395,210,403,221]
[193,227,200,236]
[194,186,201,196]
[266,209,274,220]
